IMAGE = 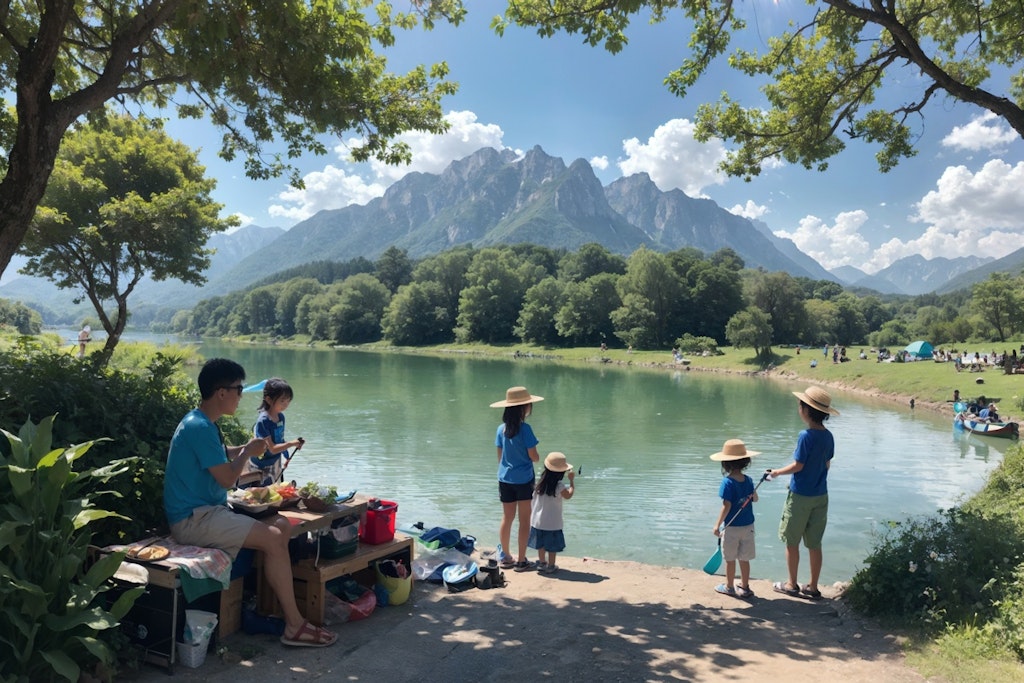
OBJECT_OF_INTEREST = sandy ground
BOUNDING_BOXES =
[126,555,925,683]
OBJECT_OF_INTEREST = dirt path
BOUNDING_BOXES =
[127,557,925,683]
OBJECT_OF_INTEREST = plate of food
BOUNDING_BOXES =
[227,489,271,515]
[125,537,171,562]
[267,481,302,509]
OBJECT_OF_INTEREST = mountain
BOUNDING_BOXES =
[936,246,1024,294]
[216,147,825,291]
[748,219,839,281]
[831,265,868,286]
[869,254,993,295]
[0,224,284,323]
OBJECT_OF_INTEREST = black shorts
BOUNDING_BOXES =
[499,480,535,503]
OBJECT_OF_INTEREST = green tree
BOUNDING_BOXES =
[382,281,452,345]
[0,1,465,279]
[747,271,808,345]
[804,299,839,346]
[680,258,744,341]
[833,294,869,345]
[0,299,42,335]
[558,242,627,282]
[497,1,1024,178]
[516,276,566,345]
[243,287,279,334]
[555,273,621,346]
[19,114,234,364]
[612,247,683,349]
[455,248,544,343]
[375,246,414,294]
[726,307,774,361]
[275,278,323,336]
[329,274,392,344]
[971,273,1023,342]
[413,246,474,325]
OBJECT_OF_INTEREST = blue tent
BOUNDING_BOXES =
[904,340,934,359]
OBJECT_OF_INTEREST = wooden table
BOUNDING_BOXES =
[255,496,414,625]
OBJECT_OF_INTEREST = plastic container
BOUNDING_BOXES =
[359,500,397,544]
[176,640,207,668]
[374,562,412,605]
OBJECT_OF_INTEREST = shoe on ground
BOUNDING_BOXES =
[513,560,537,572]
[714,583,737,596]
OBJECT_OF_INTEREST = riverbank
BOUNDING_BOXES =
[126,556,924,683]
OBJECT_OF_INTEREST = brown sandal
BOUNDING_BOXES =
[280,620,337,647]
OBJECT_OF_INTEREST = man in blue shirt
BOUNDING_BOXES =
[164,358,336,648]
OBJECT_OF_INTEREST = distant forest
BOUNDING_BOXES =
[168,242,1021,352]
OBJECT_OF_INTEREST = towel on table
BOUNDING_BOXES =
[106,537,233,602]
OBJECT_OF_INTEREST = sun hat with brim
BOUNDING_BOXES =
[490,386,544,408]
[544,452,573,472]
[709,439,761,462]
[792,386,840,416]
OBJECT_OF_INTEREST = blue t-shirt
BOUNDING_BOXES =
[719,474,755,527]
[495,422,538,484]
[253,410,288,467]
[163,409,230,525]
[790,428,834,497]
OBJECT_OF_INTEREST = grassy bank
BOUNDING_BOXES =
[347,339,1024,417]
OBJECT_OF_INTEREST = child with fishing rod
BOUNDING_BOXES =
[242,377,305,487]
[527,452,576,575]
[707,439,769,598]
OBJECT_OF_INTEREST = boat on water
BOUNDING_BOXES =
[953,411,1020,439]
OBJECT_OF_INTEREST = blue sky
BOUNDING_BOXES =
[163,2,1024,276]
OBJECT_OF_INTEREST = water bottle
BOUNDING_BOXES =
[496,542,505,562]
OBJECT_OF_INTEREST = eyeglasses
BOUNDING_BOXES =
[220,384,244,395]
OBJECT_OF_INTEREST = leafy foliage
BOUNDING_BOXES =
[846,445,1024,659]
[0,416,143,682]
[495,1,1024,178]
[0,0,466,278]
[20,113,235,365]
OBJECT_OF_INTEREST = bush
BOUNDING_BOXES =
[0,416,142,682]
[675,333,720,355]
[846,505,1024,632]
[0,342,248,544]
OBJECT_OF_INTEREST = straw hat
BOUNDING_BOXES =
[792,386,840,416]
[543,452,573,472]
[709,439,761,462]
[490,386,544,408]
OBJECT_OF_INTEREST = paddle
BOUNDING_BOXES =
[702,471,771,575]
[243,378,268,394]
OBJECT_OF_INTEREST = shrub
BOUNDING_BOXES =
[675,334,720,355]
[0,416,142,682]
[845,506,1024,630]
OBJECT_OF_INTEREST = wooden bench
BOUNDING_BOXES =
[256,533,414,626]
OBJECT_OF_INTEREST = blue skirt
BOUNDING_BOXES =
[527,527,566,552]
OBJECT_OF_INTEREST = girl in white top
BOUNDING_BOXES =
[528,452,576,574]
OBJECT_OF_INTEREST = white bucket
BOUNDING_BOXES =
[176,640,207,668]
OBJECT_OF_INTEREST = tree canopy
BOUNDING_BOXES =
[19,114,232,363]
[0,0,465,279]
[495,0,1024,178]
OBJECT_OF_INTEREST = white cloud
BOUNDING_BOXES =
[230,212,254,230]
[590,155,609,171]
[361,110,507,182]
[270,110,509,224]
[728,200,768,220]
[268,165,386,222]
[617,119,728,197]
[853,159,1024,271]
[942,112,1017,152]
[774,210,873,271]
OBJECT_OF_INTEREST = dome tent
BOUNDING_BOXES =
[904,340,934,359]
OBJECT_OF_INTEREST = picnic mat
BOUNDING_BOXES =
[105,537,233,601]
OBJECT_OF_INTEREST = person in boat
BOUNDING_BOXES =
[978,400,1001,423]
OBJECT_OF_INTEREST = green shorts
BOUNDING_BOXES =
[778,491,828,549]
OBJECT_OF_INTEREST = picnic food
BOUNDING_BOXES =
[132,545,169,561]
[269,482,299,500]
[299,481,338,501]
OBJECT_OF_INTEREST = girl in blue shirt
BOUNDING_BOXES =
[490,386,544,572]
[710,439,761,598]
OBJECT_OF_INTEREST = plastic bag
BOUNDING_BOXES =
[411,545,473,581]
[183,609,217,646]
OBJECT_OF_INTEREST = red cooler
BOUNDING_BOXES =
[360,500,397,544]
